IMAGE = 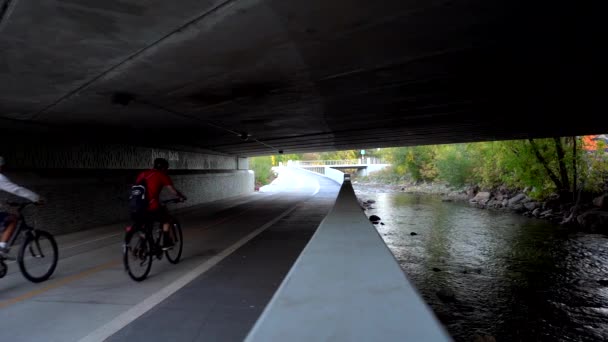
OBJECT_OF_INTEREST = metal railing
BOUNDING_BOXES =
[291,158,387,166]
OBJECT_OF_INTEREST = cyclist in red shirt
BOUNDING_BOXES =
[136,158,187,249]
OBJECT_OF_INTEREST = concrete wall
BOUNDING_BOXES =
[0,143,254,235]
[1,143,245,170]
[324,166,345,185]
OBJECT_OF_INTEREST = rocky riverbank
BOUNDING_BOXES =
[352,181,608,233]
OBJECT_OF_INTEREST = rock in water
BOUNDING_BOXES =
[436,289,456,302]
[369,215,381,222]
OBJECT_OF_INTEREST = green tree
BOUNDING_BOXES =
[272,153,302,166]
[319,150,358,160]
[405,145,438,182]
[578,139,608,194]
[264,137,608,201]
[301,152,320,160]
[472,137,593,199]
[471,141,510,189]
[380,146,437,182]
[379,147,410,177]
[435,144,475,187]
[249,156,274,187]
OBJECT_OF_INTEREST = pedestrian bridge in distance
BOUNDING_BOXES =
[288,159,391,177]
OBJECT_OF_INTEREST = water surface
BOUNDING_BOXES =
[355,190,608,341]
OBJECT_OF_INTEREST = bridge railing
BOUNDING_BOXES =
[245,175,451,341]
[290,158,387,166]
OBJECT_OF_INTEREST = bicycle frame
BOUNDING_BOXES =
[123,198,183,281]
[131,200,179,248]
[126,220,162,254]
[149,223,164,254]
[6,209,34,249]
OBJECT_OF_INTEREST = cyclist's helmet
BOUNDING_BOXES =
[153,157,169,170]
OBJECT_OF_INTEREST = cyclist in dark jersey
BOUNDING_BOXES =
[135,158,187,249]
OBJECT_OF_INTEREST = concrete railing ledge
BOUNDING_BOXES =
[245,176,452,341]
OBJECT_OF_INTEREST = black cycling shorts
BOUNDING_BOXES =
[146,207,172,224]
[0,212,12,232]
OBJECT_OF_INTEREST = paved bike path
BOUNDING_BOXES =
[105,174,340,341]
[0,168,339,342]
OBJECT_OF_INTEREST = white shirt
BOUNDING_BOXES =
[0,173,40,203]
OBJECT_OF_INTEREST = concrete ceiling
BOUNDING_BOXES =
[1,0,606,156]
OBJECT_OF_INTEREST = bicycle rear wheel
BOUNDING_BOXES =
[165,221,183,264]
[124,229,153,281]
[18,230,58,283]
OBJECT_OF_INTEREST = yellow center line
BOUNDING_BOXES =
[0,259,120,309]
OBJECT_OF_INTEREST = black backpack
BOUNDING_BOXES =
[128,172,156,216]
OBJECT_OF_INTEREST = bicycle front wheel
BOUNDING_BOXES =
[18,230,58,283]
[124,230,153,281]
[165,221,183,264]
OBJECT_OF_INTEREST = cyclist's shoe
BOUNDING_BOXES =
[0,247,15,260]
[162,237,175,250]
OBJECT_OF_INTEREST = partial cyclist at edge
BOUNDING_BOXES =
[135,157,187,250]
[0,156,44,257]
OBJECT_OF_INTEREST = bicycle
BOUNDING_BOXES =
[123,198,184,281]
[0,202,58,283]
